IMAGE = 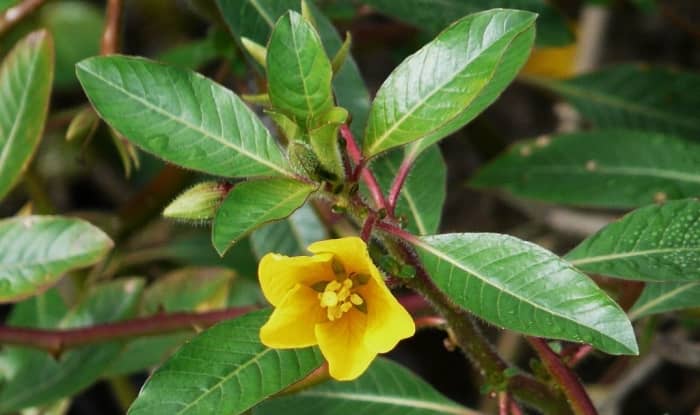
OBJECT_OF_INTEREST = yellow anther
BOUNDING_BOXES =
[350,293,364,305]
[343,279,353,288]
[341,302,352,313]
[320,291,338,307]
[326,280,341,291]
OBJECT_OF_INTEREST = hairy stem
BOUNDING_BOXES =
[339,124,387,210]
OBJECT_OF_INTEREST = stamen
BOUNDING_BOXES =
[320,291,338,307]
[350,293,363,305]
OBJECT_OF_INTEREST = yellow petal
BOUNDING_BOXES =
[258,252,333,306]
[308,237,378,279]
[260,284,324,348]
[359,278,416,353]
[315,311,376,381]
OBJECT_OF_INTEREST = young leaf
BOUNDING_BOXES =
[362,0,573,47]
[362,9,536,158]
[566,199,700,282]
[0,279,144,412]
[414,233,638,355]
[0,30,54,201]
[127,309,323,415]
[472,131,700,208]
[255,358,473,415]
[76,56,292,178]
[629,281,700,320]
[369,145,446,235]
[0,216,113,303]
[251,203,328,258]
[525,64,700,141]
[267,11,333,127]
[217,0,370,137]
[212,178,316,256]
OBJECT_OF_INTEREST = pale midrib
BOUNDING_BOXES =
[525,164,700,185]
[545,80,698,129]
[569,247,700,266]
[300,391,476,415]
[367,21,530,156]
[174,348,274,414]
[79,66,291,177]
[628,282,700,320]
[0,46,41,180]
[259,185,314,223]
[415,239,628,349]
[247,0,274,27]
[289,22,319,120]
[0,249,102,273]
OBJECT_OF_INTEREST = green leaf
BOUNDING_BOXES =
[362,9,536,158]
[0,30,53,201]
[255,358,473,415]
[414,233,638,355]
[0,0,19,13]
[127,309,323,415]
[362,0,573,47]
[76,55,291,178]
[472,130,700,208]
[370,145,446,235]
[0,279,144,412]
[267,11,333,127]
[525,64,700,141]
[251,203,327,258]
[629,281,700,320]
[566,199,700,282]
[0,216,113,303]
[217,0,370,138]
[212,178,316,256]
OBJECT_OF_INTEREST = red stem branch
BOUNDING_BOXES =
[101,0,123,54]
[339,124,387,210]
[527,337,598,415]
[387,152,417,215]
[0,306,254,355]
[0,0,45,36]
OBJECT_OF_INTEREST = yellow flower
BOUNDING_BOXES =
[258,237,416,380]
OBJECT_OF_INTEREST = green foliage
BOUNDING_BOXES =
[472,130,700,208]
[362,9,536,158]
[0,30,53,201]
[566,199,700,282]
[255,358,469,414]
[251,203,328,258]
[629,281,700,320]
[127,310,323,415]
[414,233,638,355]
[0,216,113,303]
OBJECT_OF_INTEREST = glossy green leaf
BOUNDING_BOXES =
[566,199,700,282]
[472,131,700,208]
[267,11,333,127]
[362,10,536,158]
[629,281,700,320]
[414,233,638,355]
[525,65,700,141]
[0,30,53,201]
[255,358,474,415]
[212,178,316,256]
[362,0,572,47]
[127,309,323,415]
[159,28,235,70]
[370,145,446,235]
[0,216,113,303]
[76,55,291,178]
[251,203,327,258]
[217,0,370,137]
[0,279,144,412]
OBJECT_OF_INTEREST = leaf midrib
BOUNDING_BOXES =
[299,390,475,415]
[568,246,700,267]
[628,282,700,320]
[78,63,292,177]
[416,237,630,350]
[515,164,700,184]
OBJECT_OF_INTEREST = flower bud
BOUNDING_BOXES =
[163,181,229,222]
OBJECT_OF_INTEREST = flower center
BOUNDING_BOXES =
[313,258,369,321]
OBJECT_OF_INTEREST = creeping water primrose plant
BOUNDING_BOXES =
[0,0,699,414]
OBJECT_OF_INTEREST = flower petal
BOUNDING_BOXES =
[260,284,324,348]
[308,237,378,279]
[315,311,376,381]
[259,252,333,306]
[359,279,416,353]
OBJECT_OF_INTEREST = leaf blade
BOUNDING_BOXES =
[76,55,291,178]
[0,30,54,200]
[629,281,700,320]
[251,203,328,259]
[415,233,638,355]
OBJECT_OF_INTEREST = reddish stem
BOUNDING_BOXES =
[101,0,123,54]
[413,315,447,330]
[387,153,416,215]
[564,344,594,367]
[375,221,420,244]
[360,211,377,241]
[398,293,431,314]
[527,337,598,415]
[0,306,254,356]
[0,0,45,36]
[499,392,511,415]
[339,124,387,210]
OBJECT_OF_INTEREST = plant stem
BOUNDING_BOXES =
[0,0,45,36]
[387,152,416,215]
[101,0,123,54]
[0,306,254,356]
[339,124,387,210]
[527,337,598,415]
[360,211,376,241]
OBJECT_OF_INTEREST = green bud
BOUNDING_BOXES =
[331,31,352,75]
[288,140,322,178]
[241,36,267,67]
[163,181,228,222]
[66,107,99,142]
[242,93,271,107]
